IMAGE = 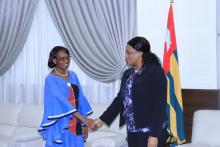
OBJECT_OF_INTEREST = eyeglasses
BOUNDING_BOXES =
[55,55,71,61]
[125,50,139,57]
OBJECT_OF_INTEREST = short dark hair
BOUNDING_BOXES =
[127,36,160,65]
[48,46,70,68]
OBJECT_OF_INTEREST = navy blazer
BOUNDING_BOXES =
[100,64,167,138]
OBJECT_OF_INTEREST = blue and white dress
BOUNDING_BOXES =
[38,71,92,147]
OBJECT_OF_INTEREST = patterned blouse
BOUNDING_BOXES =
[122,67,166,133]
[122,67,151,132]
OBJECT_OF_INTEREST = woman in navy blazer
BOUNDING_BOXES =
[93,37,167,147]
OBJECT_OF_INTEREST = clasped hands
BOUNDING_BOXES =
[84,118,103,130]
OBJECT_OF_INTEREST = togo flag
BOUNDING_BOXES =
[163,4,185,146]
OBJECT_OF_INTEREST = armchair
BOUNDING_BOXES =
[177,110,220,147]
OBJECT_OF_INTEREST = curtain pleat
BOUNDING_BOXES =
[46,0,137,82]
[0,0,121,104]
[0,0,38,75]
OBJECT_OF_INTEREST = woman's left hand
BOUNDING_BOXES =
[82,126,88,139]
[147,136,158,147]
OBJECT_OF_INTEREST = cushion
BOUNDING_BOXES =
[86,130,122,147]
[90,134,127,147]
[17,104,44,128]
[192,110,220,145]
[0,125,15,136]
[0,135,10,147]
[0,103,22,125]
[11,127,38,137]
[176,143,211,147]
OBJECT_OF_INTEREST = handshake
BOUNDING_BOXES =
[84,118,103,130]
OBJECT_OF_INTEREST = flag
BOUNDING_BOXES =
[163,4,185,146]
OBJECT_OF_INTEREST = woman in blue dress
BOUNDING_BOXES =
[39,46,93,147]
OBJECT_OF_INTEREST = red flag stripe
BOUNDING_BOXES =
[163,5,177,74]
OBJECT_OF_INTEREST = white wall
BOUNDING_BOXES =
[217,0,220,89]
[217,0,220,108]
[137,0,217,89]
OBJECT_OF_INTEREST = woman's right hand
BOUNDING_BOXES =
[91,118,103,130]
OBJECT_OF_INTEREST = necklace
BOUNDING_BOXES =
[54,68,67,77]
[134,67,142,73]
[134,68,141,73]
[134,66,144,74]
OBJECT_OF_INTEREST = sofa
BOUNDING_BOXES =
[0,103,127,147]
[177,110,220,147]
